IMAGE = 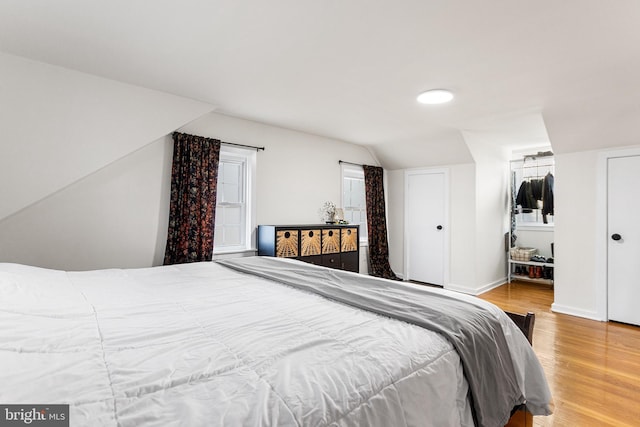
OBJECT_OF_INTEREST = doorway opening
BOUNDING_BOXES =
[507,151,555,296]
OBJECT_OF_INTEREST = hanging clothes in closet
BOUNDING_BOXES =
[515,175,555,222]
[511,153,555,227]
[542,172,554,224]
[515,179,542,213]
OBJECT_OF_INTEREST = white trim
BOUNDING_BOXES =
[479,277,509,294]
[341,162,364,178]
[551,302,604,321]
[446,277,506,296]
[515,224,554,232]
[595,150,609,321]
[340,162,368,244]
[213,249,257,260]
[595,145,640,322]
[247,148,257,251]
[445,283,477,295]
[403,167,450,287]
[213,146,257,254]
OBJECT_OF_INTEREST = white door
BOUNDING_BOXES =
[608,155,640,326]
[406,170,447,286]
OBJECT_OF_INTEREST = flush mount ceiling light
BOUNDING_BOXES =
[417,89,454,104]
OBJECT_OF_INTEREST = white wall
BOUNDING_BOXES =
[387,136,510,295]
[387,142,638,320]
[0,52,216,270]
[448,163,477,290]
[453,134,511,294]
[386,162,479,291]
[514,229,554,258]
[551,150,600,319]
[471,150,510,291]
[0,109,376,270]
[0,138,173,270]
[179,113,376,226]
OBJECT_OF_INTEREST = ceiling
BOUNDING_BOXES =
[1,1,640,169]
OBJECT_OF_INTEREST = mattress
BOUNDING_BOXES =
[0,258,551,426]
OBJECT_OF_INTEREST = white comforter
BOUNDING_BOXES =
[0,260,529,426]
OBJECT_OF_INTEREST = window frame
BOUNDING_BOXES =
[341,163,368,245]
[213,145,257,254]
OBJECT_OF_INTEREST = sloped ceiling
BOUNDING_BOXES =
[1,1,640,169]
[0,53,214,221]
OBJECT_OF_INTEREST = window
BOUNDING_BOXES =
[341,164,368,243]
[214,146,256,253]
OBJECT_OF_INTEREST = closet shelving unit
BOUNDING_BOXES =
[508,259,554,285]
[508,152,555,285]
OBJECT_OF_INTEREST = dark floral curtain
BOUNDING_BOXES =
[163,132,221,265]
[363,165,400,280]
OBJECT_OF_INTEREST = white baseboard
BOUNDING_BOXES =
[213,249,257,260]
[446,277,507,296]
[551,303,604,321]
[445,283,477,295]
[477,277,508,294]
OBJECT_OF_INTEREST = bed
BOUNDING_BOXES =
[0,256,552,427]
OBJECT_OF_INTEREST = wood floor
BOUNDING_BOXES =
[478,281,640,427]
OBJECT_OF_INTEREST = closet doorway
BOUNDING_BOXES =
[404,169,448,286]
[509,153,555,286]
[607,155,640,326]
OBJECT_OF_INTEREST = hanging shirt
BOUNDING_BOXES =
[542,173,554,223]
[516,180,536,212]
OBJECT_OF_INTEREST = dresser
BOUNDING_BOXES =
[257,224,360,273]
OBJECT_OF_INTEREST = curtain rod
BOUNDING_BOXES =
[339,160,364,167]
[173,132,264,151]
[222,141,265,151]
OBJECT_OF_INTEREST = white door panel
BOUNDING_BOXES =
[406,171,446,286]
[608,155,640,326]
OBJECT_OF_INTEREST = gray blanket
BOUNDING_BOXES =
[217,257,524,427]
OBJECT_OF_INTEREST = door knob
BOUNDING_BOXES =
[611,233,622,241]
[436,225,443,230]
